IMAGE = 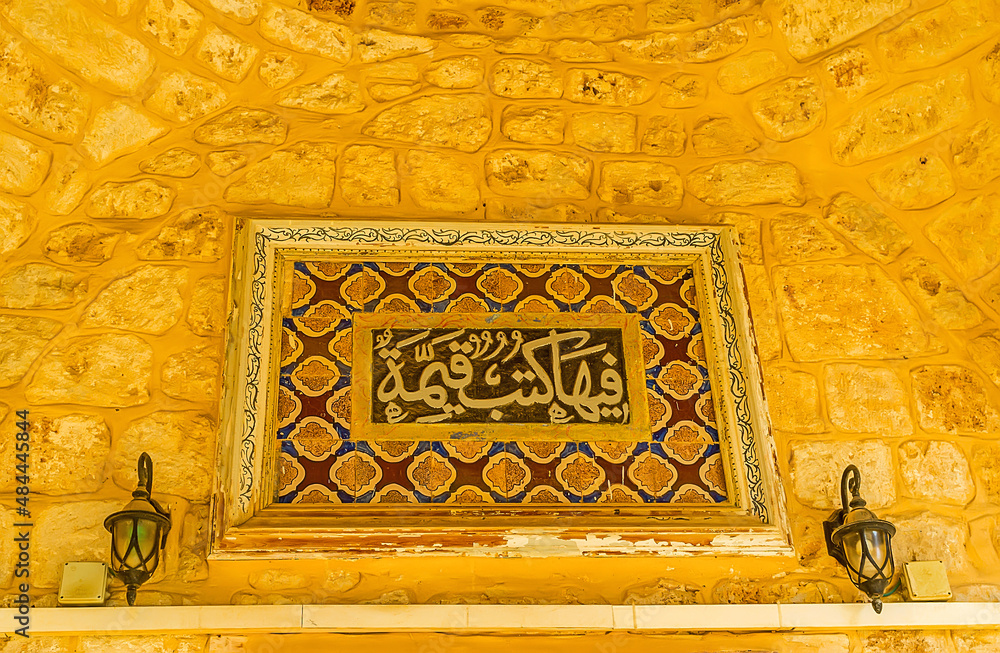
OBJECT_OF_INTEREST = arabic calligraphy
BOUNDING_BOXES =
[371,327,631,425]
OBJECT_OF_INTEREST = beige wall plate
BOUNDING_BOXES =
[58,562,109,606]
[902,561,952,601]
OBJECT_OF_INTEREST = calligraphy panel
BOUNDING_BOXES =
[275,259,728,507]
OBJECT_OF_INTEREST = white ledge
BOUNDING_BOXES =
[3,603,1000,636]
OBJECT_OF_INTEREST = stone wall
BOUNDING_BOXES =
[1,0,1000,642]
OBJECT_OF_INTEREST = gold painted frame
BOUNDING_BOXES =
[212,219,791,558]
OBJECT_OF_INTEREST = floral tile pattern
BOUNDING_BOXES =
[276,260,728,505]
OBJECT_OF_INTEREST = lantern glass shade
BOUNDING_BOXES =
[104,453,171,605]
[824,465,896,613]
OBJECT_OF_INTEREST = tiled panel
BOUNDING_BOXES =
[275,261,727,505]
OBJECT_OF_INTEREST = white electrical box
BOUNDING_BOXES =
[902,560,952,602]
[58,562,109,606]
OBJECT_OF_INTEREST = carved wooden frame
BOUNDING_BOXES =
[211,219,791,558]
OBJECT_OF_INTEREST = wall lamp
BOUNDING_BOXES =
[104,452,171,606]
[824,464,896,613]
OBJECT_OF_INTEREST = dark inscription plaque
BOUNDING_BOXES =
[371,327,631,425]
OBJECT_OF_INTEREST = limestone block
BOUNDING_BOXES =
[340,145,398,207]
[912,365,1000,435]
[683,17,747,63]
[82,266,187,334]
[899,441,974,504]
[774,264,933,361]
[357,29,435,63]
[161,344,221,403]
[0,132,50,196]
[403,151,480,213]
[487,200,589,223]
[77,637,207,653]
[139,149,201,179]
[0,315,62,387]
[973,444,1000,502]
[363,95,491,152]
[686,160,805,207]
[714,577,843,604]
[278,74,365,114]
[823,193,911,263]
[570,112,636,153]
[426,10,468,30]
[751,77,824,142]
[890,512,972,574]
[770,212,849,262]
[188,276,227,335]
[208,0,261,24]
[952,119,1000,189]
[26,335,152,406]
[716,50,786,94]
[659,73,706,107]
[819,47,885,101]
[33,500,122,587]
[140,0,203,56]
[86,179,175,220]
[0,0,155,95]
[550,40,611,62]
[81,102,167,167]
[861,632,952,653]
[501,107,565,144]
[138,207,228,261]
[825,364,911,435]
[718,212,762,264]
[878,0,995,73]
[622,579,698,605]
[112,411,215,500]
[901,258,982,330]
[790,440,895,509]
[0,506,12,587]
[46,163,90,215]
[953,584,1000,602]
[691,116,758,156]
[207,151,248,176]
[486,150,591,199]
[259,4,352,63]
[195,108,287,146]
[364,61,420,83]
[866,154,955,209]
[495,38,543,55]
[258,52,304,89]
[425,56,484,89]
[778,0,909,60]
[979,40,1000,105]
[969,331,1000,388]
[44,223,120,267]
[145,71,228,124]
[0,264,87,309]
[490,59,562,98]
[551,5,635,40]
[763,366,824,433]
[197,26,259,82]
[178,503,210,581]
[566,69,652,106]
[926,194,1000,279]
[0,28,89,142]
[640,115,685,156]
[367,83,420,102]
[955,632,1000,653]
[596,161,682,207]
[612,33,682,64]
[225,142,337,208]
[832,70,971,166]
[367,1,416,29]
[647,0,700,28]
[0,196,35,260]
[249,569,311,591]
[0,414,109,494]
